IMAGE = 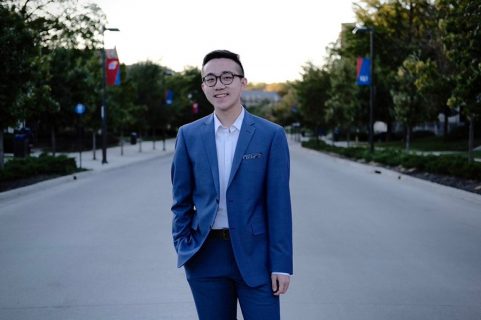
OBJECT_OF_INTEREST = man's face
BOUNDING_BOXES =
[201,58,247,114]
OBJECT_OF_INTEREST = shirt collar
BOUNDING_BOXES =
[214,107,245,132]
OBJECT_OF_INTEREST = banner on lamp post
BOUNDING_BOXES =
[165,89,174,105]
[192,102,199,114]
[105,48,121,86]
[356,57,371,86]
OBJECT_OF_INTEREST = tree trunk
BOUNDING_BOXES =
[346,127,351,148]
[138,131,142,153]
[92,131,97,160]
[120,129,124,156]
[468,117,474,163]
[386,122,392,142]
[0,127,4,170]
[443,107,449,142]
[162,125,166,151]
[152,128,156,150]
[405,125,411,151]
[50,127,56,156]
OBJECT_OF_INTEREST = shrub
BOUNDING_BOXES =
[302,139,481,181]
[371,149,401,166]
[0,155,77,182]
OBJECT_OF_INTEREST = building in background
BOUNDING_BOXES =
[241,90,281,109]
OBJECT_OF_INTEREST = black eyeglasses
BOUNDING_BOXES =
[202,71,244,87]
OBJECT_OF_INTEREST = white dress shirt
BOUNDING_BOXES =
[212,108,245,229]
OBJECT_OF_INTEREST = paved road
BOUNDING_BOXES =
[1,140,480,319]
[286,142,481,319]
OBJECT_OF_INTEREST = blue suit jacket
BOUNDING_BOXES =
[171,110,293,287]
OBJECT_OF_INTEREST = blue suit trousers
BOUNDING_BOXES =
[184,233,280,320]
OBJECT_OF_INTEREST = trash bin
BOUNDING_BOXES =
[130,132,137,145]
[14,134,29,158]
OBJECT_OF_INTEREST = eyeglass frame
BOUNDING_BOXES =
[202,71,244,87]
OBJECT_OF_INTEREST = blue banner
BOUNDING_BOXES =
[356,57,371,86]
[114,68,121,86]
[165,89,174,105]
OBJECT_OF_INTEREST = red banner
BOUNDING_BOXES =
[192,102,199,114]
[105,48,120,86]
[106,57,120,86]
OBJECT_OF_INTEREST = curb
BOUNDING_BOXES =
[301,145,481,205]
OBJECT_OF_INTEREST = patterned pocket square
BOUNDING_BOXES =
[243,153,263,160]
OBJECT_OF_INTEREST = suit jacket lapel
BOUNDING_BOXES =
[201,114,220,196]
[228,111,256,188]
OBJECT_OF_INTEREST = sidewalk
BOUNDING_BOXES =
[61,139,176,172]
[0,138,176,201]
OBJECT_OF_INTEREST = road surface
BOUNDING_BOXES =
[1,140,480,319]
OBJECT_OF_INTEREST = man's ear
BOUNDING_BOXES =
[241,77,248,89]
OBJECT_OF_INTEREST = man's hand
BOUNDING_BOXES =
[271,274,290,296]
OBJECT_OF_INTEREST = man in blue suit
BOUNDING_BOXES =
[171,49,293,320]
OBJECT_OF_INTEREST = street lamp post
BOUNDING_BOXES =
[101,27,120,164]
[353,25,375,152]
[161,70,173,152]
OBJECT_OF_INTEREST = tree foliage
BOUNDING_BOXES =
[127,61,166,136]
[271,84,298,127]
[0,4,38,167]
[325,57,360,139]
[438,0,481,161]
[0,4,37,129]
[293,63,331,134]
[108,64,143,136]
[2,0,481,169]
[391,53,438,149]
[341,0,444,140]
[1,0,105,160]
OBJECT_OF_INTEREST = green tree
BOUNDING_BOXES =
[166,67,212,129]
[348,0,441,140]
[44,48,101,153]
[0,4,37,168]
[127,61,167,144]
[438,0,481,162]
[5,0,105,50]
[3,0,105,156]
[108,64,144,153]
[272,84,298,127]
[294,62,331,136]
[325,57,360,144]
[391,53,438,150]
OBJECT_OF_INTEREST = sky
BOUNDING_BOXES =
[93,0,358,83]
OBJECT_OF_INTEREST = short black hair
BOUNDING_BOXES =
[202,49,245,76]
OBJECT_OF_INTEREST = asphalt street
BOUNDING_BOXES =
[1,139,480,319]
